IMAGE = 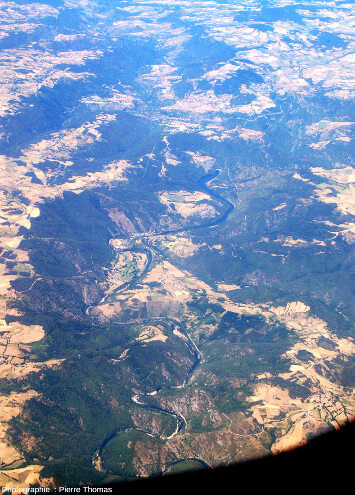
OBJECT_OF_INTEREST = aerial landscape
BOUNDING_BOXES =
[0,0,354,489]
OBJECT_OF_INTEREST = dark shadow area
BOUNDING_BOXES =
[102,421,354,493]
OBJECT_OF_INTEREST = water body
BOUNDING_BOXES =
[92,170,234,477]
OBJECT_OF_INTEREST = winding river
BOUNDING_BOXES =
[91,170,235,478]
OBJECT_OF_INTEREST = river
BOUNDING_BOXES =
[91,169,234,477]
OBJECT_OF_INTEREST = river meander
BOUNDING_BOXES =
[91,170,234,478]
